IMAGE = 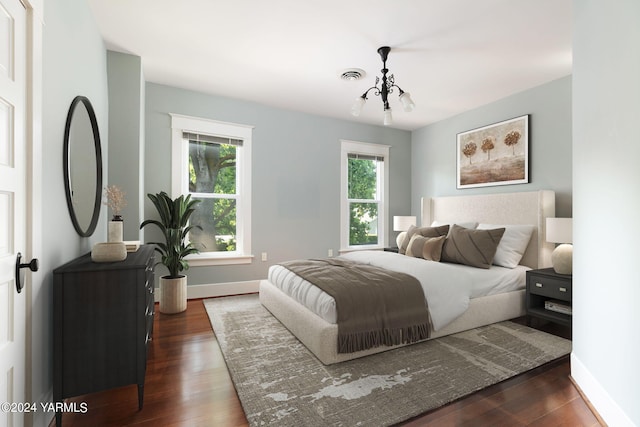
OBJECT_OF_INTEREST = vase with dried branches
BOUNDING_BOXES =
[104,185,127,242]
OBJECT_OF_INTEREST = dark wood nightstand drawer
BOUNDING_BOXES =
[525,268,572,330]
[528,276,571,301]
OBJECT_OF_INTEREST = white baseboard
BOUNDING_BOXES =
[154,280,260,302]
[571,352,635,427]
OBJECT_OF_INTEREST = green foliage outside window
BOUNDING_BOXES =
[348,157,379,245]
[188,141,237,252]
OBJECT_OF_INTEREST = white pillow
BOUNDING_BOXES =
[396,231,407,248]
[477,224,534,268]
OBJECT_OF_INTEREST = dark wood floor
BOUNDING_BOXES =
[53,299,602,427]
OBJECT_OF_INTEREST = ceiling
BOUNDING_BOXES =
[87,0,572,131]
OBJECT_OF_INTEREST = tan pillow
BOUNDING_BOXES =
[406,235,446,261]
[399,224,449,254]
[441,224,505,269]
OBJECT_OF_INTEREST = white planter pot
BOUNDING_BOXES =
[159,275,187,314]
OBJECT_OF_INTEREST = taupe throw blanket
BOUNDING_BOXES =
[279,258,431,353]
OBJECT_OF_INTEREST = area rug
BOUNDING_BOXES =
[204,295,571,427]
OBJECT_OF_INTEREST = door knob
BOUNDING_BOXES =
[15,252,39,293]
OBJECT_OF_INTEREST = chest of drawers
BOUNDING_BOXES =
[53,245,155,426]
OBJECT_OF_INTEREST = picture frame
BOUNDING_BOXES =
[456,115,529,189]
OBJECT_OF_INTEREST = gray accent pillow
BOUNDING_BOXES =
[441,224,505,269]
[405,235,446,261]
[399,224,450,254]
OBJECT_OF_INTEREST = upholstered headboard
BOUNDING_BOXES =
[420,190,555,269]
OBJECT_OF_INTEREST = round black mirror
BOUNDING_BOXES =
[63,96,103,237]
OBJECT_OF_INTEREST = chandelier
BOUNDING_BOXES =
[350,46,415,126]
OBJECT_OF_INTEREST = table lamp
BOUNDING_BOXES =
[393,216,416,232]
[546,217,573,274]
[393,216,416,248]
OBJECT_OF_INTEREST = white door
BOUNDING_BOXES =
[0,0,27,426]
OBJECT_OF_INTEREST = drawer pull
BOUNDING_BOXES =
[559,287,567,292]
[535,283,543,288]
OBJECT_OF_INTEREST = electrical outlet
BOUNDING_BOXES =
[261,252,267,262]
[328,249,333,257]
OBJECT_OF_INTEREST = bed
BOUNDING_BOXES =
[259,190,555,365]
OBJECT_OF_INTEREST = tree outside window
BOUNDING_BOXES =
[187,138,239,253]
[348,156,380,246]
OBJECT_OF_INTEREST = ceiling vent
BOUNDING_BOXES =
[339,68,366,81]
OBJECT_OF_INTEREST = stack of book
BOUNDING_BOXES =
[545,299,572,315]
[124,241,141,252]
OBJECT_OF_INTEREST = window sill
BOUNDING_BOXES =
[338,246,384,254]
[186,253,254,266]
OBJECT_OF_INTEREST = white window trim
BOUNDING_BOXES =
[170,113,253,265]
[339,139,390,252]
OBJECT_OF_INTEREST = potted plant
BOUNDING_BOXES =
[140,191,201,314]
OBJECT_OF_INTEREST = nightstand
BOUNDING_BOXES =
[525,268,572,328]
[384,247,399,253]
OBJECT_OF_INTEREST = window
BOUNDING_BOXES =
[171,114,253,265]
[340,140,389,250]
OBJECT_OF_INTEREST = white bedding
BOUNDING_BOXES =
[267,250,529,331]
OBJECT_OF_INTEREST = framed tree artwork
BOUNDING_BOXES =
[456,115,529,189]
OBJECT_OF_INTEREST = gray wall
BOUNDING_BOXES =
[107,51,145,241]
[145,83,412,284]
[37,0,109,424]
[572,1,639,425]
[411,76,572,219]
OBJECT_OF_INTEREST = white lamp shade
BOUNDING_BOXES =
[383,108,393,126]
[393,215,416,232]
[546,218,573,243]
[351,96,366,116]
[399,92,415,112]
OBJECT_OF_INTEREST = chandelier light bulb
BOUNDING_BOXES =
[399,91,415,112]
[351,95,366,117]
[383,108,393,126]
